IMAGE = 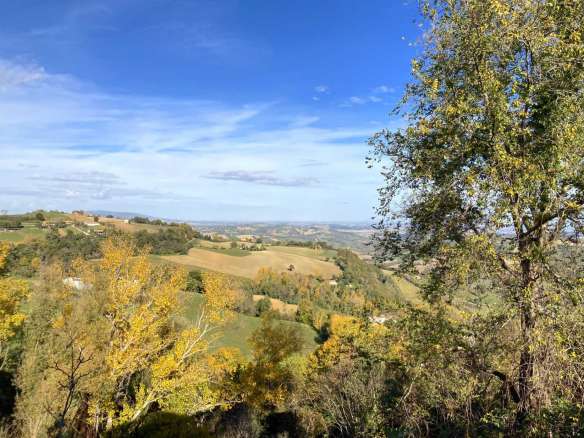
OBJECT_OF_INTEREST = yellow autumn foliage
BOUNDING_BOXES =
[0,242,29,367]
[18,236,243,431]
[201,271,242,324]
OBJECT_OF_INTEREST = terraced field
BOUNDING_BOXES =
[162,247,341,279]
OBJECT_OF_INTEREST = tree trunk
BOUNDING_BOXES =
[514,255,536,431]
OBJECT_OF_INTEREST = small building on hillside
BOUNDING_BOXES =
[63,277,90,291]
[238,234,258,243]
[369,315,390,324]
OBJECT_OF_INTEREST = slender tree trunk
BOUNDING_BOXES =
[514,253,536,431]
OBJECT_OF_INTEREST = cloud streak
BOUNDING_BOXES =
[0,59,48,89]
[372,85,394,94]
[204,170,319,187]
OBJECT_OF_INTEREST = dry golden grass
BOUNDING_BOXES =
[95,217,169,233]
[252,295,299,315]
[162,247,341,279]
[68,213,95,223]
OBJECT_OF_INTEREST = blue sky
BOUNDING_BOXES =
[0,0,423,222]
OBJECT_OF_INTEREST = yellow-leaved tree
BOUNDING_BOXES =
[15,236,243,436]
[0,242,29,370]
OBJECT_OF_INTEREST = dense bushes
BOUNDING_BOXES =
[2,224,201,278]
[281,240,335,250]
[134,224,199,255]
[334,249,402,308]
[42,230,102,264]
[3,230,102,277]
[244,249,403,322]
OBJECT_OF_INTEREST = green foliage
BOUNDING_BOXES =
[130,216,196,229]
[244,249,405,322]
[335,249,402,308]
[255,297,272,316]
[42,229,102,264]
[1,229,102,277]
[369,0,584,433]
[300,358,389,437]
[134,225,198,255]
[282,240,335,250]
[0,220,22,230]
[241,316,305,410]
[185,270,203,293]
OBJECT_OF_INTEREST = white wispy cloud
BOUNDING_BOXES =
[204,170,319,187]
[341,95,385,107]
[0,59,48,90]
[0,58,394,221]
[314,85,329,93]
[372,85,395,94]
[289,116,320,128]
[349,96,367,105]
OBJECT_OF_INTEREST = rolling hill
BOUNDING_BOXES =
[161,246,341,279]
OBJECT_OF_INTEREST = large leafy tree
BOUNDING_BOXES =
[15,237,242,436]
[369,0,584,431]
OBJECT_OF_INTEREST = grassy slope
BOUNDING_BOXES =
[0,228,46,243]
[162,247,341,279]
[383,269,503,316]
[183,293,318,358]
[383,271,425,306]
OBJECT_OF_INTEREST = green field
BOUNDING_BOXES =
[0,228,46,243]
[183,293,318,358]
